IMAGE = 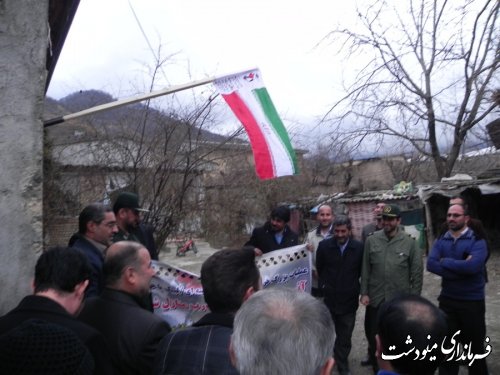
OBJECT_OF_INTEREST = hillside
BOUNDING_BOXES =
[43,90,244,146]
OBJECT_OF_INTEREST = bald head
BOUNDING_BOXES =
[446,204,469,234]
[103,241,154,297]
[317,204,334,229]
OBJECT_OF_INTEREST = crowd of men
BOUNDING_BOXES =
[0,193,491,374]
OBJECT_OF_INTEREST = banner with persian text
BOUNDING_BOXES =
[151,244,311,328]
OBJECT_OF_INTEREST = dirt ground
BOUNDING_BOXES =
[160,242,500,374]
[347,250,500,375]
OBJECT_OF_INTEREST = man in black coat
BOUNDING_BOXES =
[245,205,299,255]
[0,246,114,375]
[112,192,158,260]
[316,216,364,375]
[153,248,261,374]
[70,203,118,297]
[79,241,171,375]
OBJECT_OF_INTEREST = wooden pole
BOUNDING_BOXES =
[43,76,216,127]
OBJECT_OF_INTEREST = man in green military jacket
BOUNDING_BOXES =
[360,204,423,373]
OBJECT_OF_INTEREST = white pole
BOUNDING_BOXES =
[44,76,216,127]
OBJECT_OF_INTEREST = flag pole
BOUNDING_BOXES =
[43,76,216,127]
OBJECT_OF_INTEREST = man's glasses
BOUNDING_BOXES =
[447,213,464,218]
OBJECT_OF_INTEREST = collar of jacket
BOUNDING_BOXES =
[193,312,234,328]
[100,288,150,310]
[264,221,290,235]
[315,224,334,236]
[16,295,71,317]
[442,227,473,240]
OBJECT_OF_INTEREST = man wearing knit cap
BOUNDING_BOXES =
[245,205,299,255]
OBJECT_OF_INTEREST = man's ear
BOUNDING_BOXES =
[31,279,36,294]
[124,266,136,285]
[242,286,256,303]
[87,220,97,234]
[320,357,334,375]
[117,208,127,219]
[75,280,89,298]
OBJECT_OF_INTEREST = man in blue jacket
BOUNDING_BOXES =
[427,203,489,375]
[71,203,118,297]
[317,216,363,375]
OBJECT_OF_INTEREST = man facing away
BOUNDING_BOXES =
[230,288,335,375]
[79,241,171,375]
[70,203,118,297]
[305,204,335,296]
[375,294,448,375]
[245,205,299,255]
[153,248,261,375]
[0,246,114,375]
[316,215,364,375]
[427,204,489,375]
[360,204,423,373]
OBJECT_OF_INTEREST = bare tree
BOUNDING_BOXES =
[322,0,499,179]
[202,146,311,247]
[93,94,249,248]
[44,52,247,249]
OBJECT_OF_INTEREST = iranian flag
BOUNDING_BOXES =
[214,69,299,180]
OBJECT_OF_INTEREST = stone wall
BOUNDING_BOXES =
[0,0,48,313]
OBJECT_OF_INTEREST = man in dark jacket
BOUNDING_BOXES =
[71,203,118,297]
[153,248,261,375]
[245,205,299,255]
[0,246,114,375]
[112,192,158,260]
[316,216,363,375]
[79,241,171,375]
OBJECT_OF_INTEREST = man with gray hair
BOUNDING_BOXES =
[230,288,335,375]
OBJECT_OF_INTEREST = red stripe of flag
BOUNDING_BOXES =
[221,92,275,179]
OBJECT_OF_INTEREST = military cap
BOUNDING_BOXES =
[381,204,401,218]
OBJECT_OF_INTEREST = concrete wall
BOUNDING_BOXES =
[0,0,48,313]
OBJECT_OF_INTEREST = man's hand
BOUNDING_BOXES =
[305,243,313,252]
[360,295,370,306]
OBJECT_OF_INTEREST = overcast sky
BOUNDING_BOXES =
[47,0,361,146]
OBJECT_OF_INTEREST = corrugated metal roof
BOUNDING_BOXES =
[311,189,417,205]
[417,176,500,202]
